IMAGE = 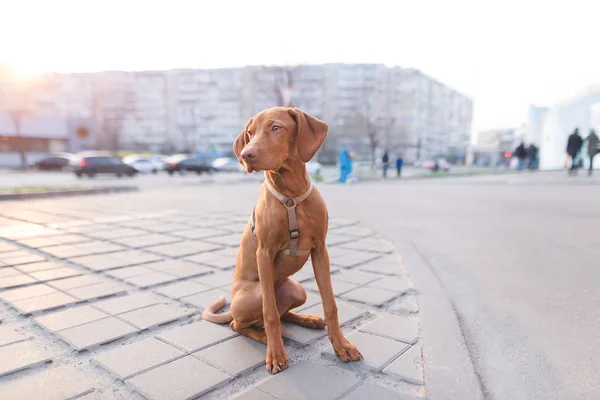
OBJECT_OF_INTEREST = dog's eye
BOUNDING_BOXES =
[247,130,252,137]
[272,125,281,132]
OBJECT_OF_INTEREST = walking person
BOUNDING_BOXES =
[566,128,584,176]
[382,150,390,178]
[395,153,404,178]
[527,143,539,170]
[585,129,599,176]
[514,142,527,170]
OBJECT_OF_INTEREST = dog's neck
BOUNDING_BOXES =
[264,156,310,198]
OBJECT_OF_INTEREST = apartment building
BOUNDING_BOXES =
[0,64,473,163]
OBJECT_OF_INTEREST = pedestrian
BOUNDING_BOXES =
[566,128,584,175]
[585,129,599,176]
[527,143,539,170]
[514,142,527,170]
[382,150,390,178]
[395,153,404,178]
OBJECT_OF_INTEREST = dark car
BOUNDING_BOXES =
[72,156,138,178]
[165,156,217,175]
[32,155,76,171]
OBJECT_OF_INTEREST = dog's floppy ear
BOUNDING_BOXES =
[233,119,252,164]
[287,108,329,162]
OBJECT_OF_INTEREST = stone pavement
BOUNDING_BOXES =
[0,191,423,400]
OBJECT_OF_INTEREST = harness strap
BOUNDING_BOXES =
[250,179,314,257]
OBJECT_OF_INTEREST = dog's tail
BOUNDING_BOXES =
[202,296,233,324]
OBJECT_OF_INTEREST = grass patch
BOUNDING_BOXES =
[0,185,86,194]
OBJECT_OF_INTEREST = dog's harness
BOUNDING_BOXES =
[251,179,314,257]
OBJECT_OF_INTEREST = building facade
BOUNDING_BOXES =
[0,64,473,164]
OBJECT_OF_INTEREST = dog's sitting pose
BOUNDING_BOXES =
[203,107,362,374]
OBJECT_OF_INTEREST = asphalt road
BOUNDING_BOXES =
[319,172,600,400]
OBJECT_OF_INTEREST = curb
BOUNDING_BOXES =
[0,186,139,201]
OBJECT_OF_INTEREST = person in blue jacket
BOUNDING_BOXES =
[338,148,354,183]
[396,153,404,177]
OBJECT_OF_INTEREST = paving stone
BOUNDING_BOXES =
[304,278,359,296]
[296,289,322,311]
[291,266,315,282]
[328,218,360,229]
[12,292,79,314]
[56,317,138,351]
[0,267,23,278]
[145,222,187,234]
[119,304,194,330]
[332,270,383,285]
[157,320,237,352]
[145,259,213,278]
[203,233,243,247]
[0,242,19,253]
[0,272,37,289]
[0,325,26,347]
[383,344,424,385]
[104,265,154,279]
[0,340,52,377]
[65,282,128,301]
[329,250,381,269]
[92,337,185,380]
[35,305,109,332]
[360,261,404,276]
[28,266,82,282]
[145,241,223,258]
[172,227,230,240]
[194,270,233,287]
[2,251,47,267]
[124,271,180,288]
[256,361,360,400]
[185,253,235,270]
[333,226,375,238]
[345,382,413,400]
[282,302,366,345]
[180,288,229,309]
[323,331,409,371]
[388,295,420,314]
[154,280,212,299]
[113,234,180,248]
[0,364,94,399]
[0,283,57,302]
[341,236,395,253]
[194,335,266,376]
[76,241,127,256]
[42,244,94,258]
[211,246,240,257]
[126,356,231,400]
[88,228,148,240]
[16,261,64,273]
[48,275,106,290]
[21,234,89,248]
[77,390,118,400]
[93,292,161,315]
[360,315,419,344]
[368,276,412,294]
[326,232,358,246]
[72,250,163,271]
[341,286,400,306]
[232,388,274,400]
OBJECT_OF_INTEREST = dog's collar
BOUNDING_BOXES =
[264,179,314,208]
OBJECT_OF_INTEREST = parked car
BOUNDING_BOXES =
[122,155,164,174]
[165,155,217,175]
[211,157,244,172]
[421,158,450,172]
[32,154,77,171]
[72,156,138,178]
[306,160,323,176]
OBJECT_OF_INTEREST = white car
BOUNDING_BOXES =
[123,155,164,174]
[212,157,244,172]
[306,160,322,176]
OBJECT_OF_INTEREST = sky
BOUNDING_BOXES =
[1,0,599,133]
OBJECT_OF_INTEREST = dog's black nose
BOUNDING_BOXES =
[241,148,257,161]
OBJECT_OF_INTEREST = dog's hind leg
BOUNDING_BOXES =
[281,311,326,329]
[230,320,268,344]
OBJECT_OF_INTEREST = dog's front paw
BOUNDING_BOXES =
[266,345,289,374]
[330,335,363,363]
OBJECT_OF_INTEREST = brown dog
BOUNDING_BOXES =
[203,107,362,374]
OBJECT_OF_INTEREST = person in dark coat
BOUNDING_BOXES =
[585,129,599,175]
[566,128,584,175]
[382,150,390,178]
[527,143,539,170]
[514,142,527,170]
